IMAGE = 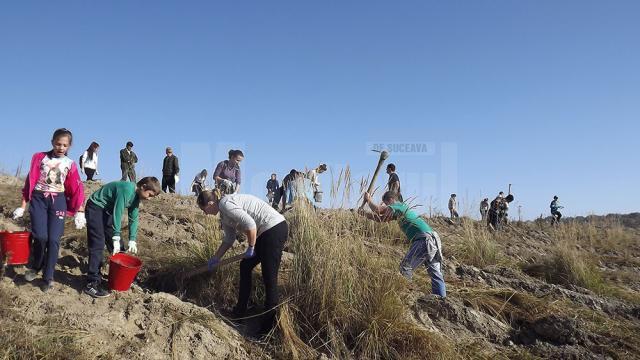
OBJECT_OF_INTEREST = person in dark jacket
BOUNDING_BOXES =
[266,174,279,204]
[162,147,180,193]
[272,169,299,211]
[120,141,138,182]
[386,163,403,202]
[550,196,564,225]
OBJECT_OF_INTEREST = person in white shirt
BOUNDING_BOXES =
[197,190,288,334]
[191,169,208,196]
[306,163,327,204]
[81,142,100,181]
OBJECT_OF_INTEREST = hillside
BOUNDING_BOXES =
[1,175,639,359]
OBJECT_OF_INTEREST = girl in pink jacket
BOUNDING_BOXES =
[13,128,86,292]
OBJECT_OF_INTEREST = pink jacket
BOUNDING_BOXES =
[22,152,85,217]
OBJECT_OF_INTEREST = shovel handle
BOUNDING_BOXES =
[183,253,246,279]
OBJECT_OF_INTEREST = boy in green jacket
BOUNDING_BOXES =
[83,177,161,298]
[360,190,446,298]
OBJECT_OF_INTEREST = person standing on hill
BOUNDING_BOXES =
[120,141,138,182]
[448,194,459,220]
[386,163,403,202]
[480,198,489,221]
[359,191,446,298]
[162,147,180,193]
[214,149,243,193]
[13,128,86,292]
[191,169,208,197]
[83,177,161,298]
[488,193,504,230]
[306,163,327,203]
[266,174,279,204]
[306,163,327,193]
[550,196,564,224]
[80,142,100,182]
[197,190,289,334]
[272,170,297,210]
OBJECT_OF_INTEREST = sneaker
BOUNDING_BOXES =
[24,269,38,282]
[41,281,53,292]
[83,282,111,298]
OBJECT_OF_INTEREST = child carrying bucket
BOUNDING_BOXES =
[83,177,161,298]
[12,128,86,292]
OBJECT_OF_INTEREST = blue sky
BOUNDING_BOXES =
[1,1,638,219]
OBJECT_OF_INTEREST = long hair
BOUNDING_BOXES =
[86,142,99,160]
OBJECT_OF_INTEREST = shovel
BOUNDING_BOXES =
[181,253,246,280]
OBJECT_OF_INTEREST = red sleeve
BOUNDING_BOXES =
[64,162,85,216]
[21,152,40,202]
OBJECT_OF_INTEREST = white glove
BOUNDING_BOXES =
[128,241,138,254]
[74,212,86,229]
[112,236,121,255]
[174,175,180,184]
[12,207,25,220]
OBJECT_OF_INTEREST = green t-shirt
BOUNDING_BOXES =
[388,202,432,242]
[89,181,140,240]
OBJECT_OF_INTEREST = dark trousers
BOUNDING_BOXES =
[236,221,288,329]
[86,200,121,283]
[488,209,500,229]
[162,175,176,193]
[28,191,66,282]
[272,186,285,209]
[449,209,459,219]
[192,183,204,197]
[85,168,96,181]
[552,210,562,222]
[121,165,136,182]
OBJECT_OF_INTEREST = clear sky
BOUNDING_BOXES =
[1,1,638,219]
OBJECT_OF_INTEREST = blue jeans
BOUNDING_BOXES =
[286,186,295,205]
[28,191,67,282]
[400,234,446,297]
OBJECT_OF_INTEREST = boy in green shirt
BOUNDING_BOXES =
[83,177,161,298]
[360,191,446,298]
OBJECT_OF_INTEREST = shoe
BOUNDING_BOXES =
[41,281,53,292]
[83,282,111,298]
[24,269,38,282]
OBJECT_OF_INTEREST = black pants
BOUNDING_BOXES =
[86,200,123,283]
[488,209,499,229]
[236,221,288,330]
[552,210,562,222]
[273,186,285,209]
[162,175,176,193]
[85,168,96,181]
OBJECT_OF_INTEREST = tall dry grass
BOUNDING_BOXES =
[149,172,457,359]
[448,220,502,268]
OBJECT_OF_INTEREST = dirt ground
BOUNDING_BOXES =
[1,175,639,359]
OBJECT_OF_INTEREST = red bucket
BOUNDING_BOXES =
[0,231,31,265]
[108,253,143,291]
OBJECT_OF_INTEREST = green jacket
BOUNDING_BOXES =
[388,202,433,242]
[89,181,140,240]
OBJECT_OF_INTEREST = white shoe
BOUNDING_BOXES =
[24,269,38,282]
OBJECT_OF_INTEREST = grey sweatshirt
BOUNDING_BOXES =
[219,194,285,245]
